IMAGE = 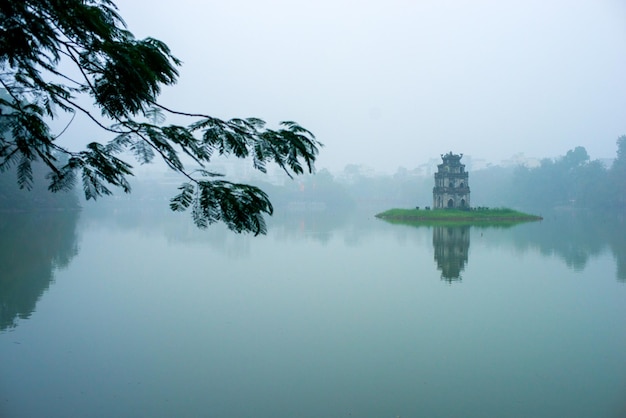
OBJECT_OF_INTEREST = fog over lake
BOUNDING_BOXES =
[54,0,626,173]
[1,207,624,417]
[3,1,626,416]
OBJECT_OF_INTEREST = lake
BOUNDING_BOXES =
[1,207,625,417]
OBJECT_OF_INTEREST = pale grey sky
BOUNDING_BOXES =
[111,0,625,172]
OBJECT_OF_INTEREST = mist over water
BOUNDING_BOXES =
[1,207,624,417]
[3,0,626,415]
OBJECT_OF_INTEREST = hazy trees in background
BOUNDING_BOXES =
[332,139,625,213]
[334,164,431,211]
[609,135,626,208]
[442,140,624,212]
[511,147,594,209]
[468,165,516,208]
[508,144,618,210]
[252,169,355,211]
[260,138,626,214]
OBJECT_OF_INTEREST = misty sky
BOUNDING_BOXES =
[108,0,625,172]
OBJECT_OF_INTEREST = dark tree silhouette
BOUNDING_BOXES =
[0,0,321,234]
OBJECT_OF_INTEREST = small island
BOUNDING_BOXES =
[375,207,543,226]
[376,152,542,226]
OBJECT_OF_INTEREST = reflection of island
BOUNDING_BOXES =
[503,210,626,281]
[433,225,470,282]
[0,211,80,331]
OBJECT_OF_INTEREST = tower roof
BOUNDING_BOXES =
[441,151,463,162]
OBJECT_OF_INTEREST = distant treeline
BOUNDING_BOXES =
[472,137,625,211]
[2,137,624,215]
[268,136,626,213]
[274,136,626,213]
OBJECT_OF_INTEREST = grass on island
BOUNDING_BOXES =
[375,207,543,227]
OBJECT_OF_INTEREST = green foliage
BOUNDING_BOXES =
[376,207,542,227]
[378,207,539,218]
[508,145,617,210]
[0,0,321,234]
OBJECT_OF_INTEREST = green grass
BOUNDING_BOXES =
[375,207,542,227]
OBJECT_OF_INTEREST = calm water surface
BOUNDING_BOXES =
[1,208,625,417]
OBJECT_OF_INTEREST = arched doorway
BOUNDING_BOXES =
[447,199,454,208]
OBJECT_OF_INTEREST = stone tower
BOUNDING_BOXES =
[433,152,470,209]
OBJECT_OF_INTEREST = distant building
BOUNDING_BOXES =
[433,152,470,209]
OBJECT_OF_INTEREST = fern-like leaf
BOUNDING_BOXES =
[170,182,194,211]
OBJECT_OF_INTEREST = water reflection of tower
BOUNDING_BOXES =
[433,226,470,283]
